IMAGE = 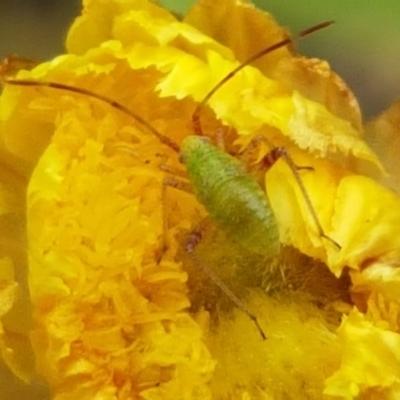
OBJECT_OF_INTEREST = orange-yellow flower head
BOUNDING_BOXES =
[0,0,400,399]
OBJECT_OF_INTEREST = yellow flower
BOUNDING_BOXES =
[0,0,400,399]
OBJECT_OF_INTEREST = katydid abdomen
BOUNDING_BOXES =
[181,135,280,258]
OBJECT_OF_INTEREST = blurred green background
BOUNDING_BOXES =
[1,0,399,119]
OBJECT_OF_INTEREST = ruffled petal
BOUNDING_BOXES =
[0,0,399,399]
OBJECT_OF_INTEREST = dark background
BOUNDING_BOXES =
[1,0,400,119]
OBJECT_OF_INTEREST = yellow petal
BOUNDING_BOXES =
[325,309,400,398]
[330,175,400,276]
[1,0,400,398]
[365,99,400,193]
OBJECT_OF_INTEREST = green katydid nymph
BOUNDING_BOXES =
[4,21,339,340]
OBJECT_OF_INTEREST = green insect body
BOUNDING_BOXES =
[4,21,336,340]
[181,135,280,258]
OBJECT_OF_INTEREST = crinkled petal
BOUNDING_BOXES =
[329,175,400,276]
[365,99,400,193]
[325,309,400,398]
[0,0,400,399]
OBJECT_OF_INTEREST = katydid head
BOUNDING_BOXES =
[179,135,211,164]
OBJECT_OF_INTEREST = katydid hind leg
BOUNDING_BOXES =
[186,223,267,340]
